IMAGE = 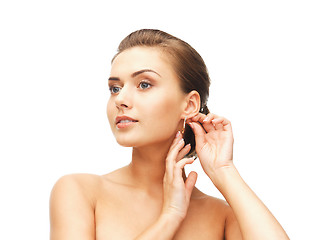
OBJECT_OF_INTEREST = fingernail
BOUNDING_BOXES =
[179,138,184,143]
[188,122,193,128]
[203,117,210,122]
[176,131,181,138]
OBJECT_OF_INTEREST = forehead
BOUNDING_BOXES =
[110,47,177,79]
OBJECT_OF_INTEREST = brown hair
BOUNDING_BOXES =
[112,29,210,156]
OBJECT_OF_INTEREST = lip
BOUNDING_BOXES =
[115,115,138,129]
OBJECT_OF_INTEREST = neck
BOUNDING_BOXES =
[127,136,186,195]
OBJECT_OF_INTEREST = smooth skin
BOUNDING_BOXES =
[50,47,289,239]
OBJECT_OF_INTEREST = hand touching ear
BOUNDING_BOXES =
[188,113,234,183]
[188,113,290,239]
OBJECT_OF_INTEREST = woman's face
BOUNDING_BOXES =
[107,46,186,148]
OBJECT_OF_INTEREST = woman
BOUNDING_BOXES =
[50,29,289,239]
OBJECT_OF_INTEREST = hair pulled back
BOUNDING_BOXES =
[112,29,210,157]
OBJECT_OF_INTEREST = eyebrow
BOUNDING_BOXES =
[108,69,161,81]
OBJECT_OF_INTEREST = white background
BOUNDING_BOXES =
[0,0,312,239]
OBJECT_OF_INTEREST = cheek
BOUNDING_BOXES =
[106,98,116,127]
[141,92,182,135]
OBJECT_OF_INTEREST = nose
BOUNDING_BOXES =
[115,85,132,110]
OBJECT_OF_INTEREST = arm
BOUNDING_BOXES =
[225,206,242,239]
[219,165,288,240]
[189,113,289,240]
[135,131,198,240]
[49,174,96,240]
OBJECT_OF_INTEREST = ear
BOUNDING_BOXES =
[181,90,201,119]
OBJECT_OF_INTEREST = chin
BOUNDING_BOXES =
[114,135,141,148]
[116,140,136,148]
[114,132,173,149]
[114,133,162,148]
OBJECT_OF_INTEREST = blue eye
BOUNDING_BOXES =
[109,86,121,94]
[139,81,151,90]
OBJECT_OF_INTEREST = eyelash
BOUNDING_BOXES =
[109,80,153,94]
[109,86,121,94]
[138,80,152,90]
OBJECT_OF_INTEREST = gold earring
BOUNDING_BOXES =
[182,116,187,134]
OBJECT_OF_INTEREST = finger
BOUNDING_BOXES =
[169,131,182,152]
[176,143,191,161]
[203,113,220,132]
[189,112,207,123]
[185,171,198,200]
[191,113,219,133]
[166,132,180,175]
[212,118,224,131]
[165,138,185,181]
[176,157,196,169]
[191,112,219,124]
[167,138,185,161]
[173,157,196,184]
[212,117,232,131]
[167,131,184,164]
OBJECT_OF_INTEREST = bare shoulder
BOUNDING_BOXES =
[50,168,128,216]
[175,189,238,238]
[52,173,102,187]
[191,190,242,239]
[50,174,102,240]
[191,188,230,213]
[50,173,102,204]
